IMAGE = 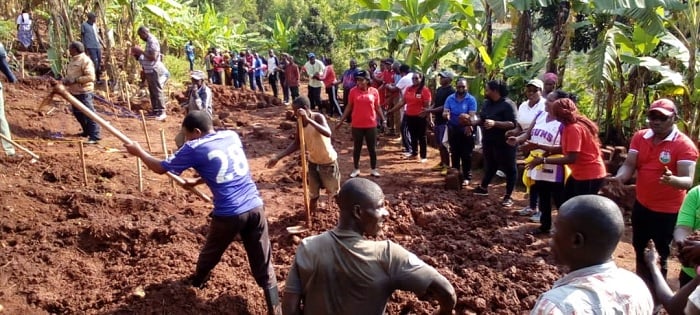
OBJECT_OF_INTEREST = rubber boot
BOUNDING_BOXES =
[264,285,282,315]
[189,270,211,289]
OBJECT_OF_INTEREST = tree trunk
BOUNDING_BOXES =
[513,10,533,62]
[485,4,493,55]
[547,1,570,74]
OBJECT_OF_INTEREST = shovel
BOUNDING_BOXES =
[286,115,311,235]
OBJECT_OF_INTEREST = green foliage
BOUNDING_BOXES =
[261,13,297,53]
[162,54,189,89]
[0,21,15,45]
[296,7,336,56]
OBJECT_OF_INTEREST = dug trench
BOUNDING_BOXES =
[0,79,679,314]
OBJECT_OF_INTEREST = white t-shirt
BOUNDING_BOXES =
[16,13,32,31]
[528,112,564,182]
[267,56,278,74]
[396,73,413,96]
[517,97,545,130]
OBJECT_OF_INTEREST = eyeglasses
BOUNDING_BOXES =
[412,77,420,81]
[647,115,670,122]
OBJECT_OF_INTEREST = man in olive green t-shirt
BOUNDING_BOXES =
[282,178,456,315]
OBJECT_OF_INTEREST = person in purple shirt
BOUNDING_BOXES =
[124,111,281,315]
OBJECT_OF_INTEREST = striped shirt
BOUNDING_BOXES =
[141,34,161,72]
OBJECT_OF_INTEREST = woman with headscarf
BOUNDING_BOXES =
[541,72,558,97]
[509,90,574,234]
[16,10,32,50]
[335,70,387,178]
[527,97,606,200]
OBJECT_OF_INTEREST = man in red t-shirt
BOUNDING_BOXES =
[609,99,699,295]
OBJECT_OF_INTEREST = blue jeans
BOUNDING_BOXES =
[86,48,102,80]
[0,56,17,83]
[188,57,194,71]
[72,93,101,141]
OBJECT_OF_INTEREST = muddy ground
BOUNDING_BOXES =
[0,56,681,314]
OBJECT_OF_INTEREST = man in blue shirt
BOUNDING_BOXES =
[185,40,195,71]
[125,111,281,315]
[443,78,477,186]
[0,43,17,83]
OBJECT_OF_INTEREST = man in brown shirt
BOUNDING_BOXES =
[283,54,300,102]
[63,41,100,144]
[282,178,456,315]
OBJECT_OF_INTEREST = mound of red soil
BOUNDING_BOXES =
[0,77,658,314]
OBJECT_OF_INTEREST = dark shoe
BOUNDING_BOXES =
[530,227,550,236]
[187,271,211,289]
[472,186,489,196]
[501,197,513,208]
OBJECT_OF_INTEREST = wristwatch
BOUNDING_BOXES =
[542,157,547,164]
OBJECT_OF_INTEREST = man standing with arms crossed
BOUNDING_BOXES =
[267,96,340,212]
[125,111,282,315]
[609,99,698,297]
[282,178,456,315]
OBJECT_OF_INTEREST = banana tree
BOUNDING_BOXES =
[261,13,297,53]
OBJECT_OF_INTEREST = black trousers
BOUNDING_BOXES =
[326,85,341,116]
[308,86,322,111]
[351,127,378,169]
[268,73,278,97]
[405,115,427,159]
[196,206,276,289]
[289,86,300,100]
[480,141,517,197]
[632,201,677,291]
[536,180,565,232]
[564,177,604,201]
[279,74,288,102]
[448,126,475,180]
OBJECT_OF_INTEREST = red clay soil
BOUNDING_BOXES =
[0,73,680,314]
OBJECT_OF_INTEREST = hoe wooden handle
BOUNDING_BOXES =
[297,116,311,228]
[49,83,212,203]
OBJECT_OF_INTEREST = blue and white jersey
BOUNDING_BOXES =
[161,130,263,216]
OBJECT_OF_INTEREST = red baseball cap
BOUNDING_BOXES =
[649,99,677,116]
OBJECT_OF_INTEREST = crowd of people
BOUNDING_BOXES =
[4,9,700,314]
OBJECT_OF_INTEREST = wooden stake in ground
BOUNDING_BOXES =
[124,81,132,111]
[104,75,111,103]
[137,158,143,192]
[79,141,88,186]
[160,129,175,188]
[139,110,153,151]
[21,55,25,79]
[47,83,212,203]
[298,115,311,228]
[0,133,40,161]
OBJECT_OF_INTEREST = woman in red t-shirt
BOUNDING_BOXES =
[335,70,387,178]
[389,73,431,161]
[321,58,340,116]
[528,97,606,200]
